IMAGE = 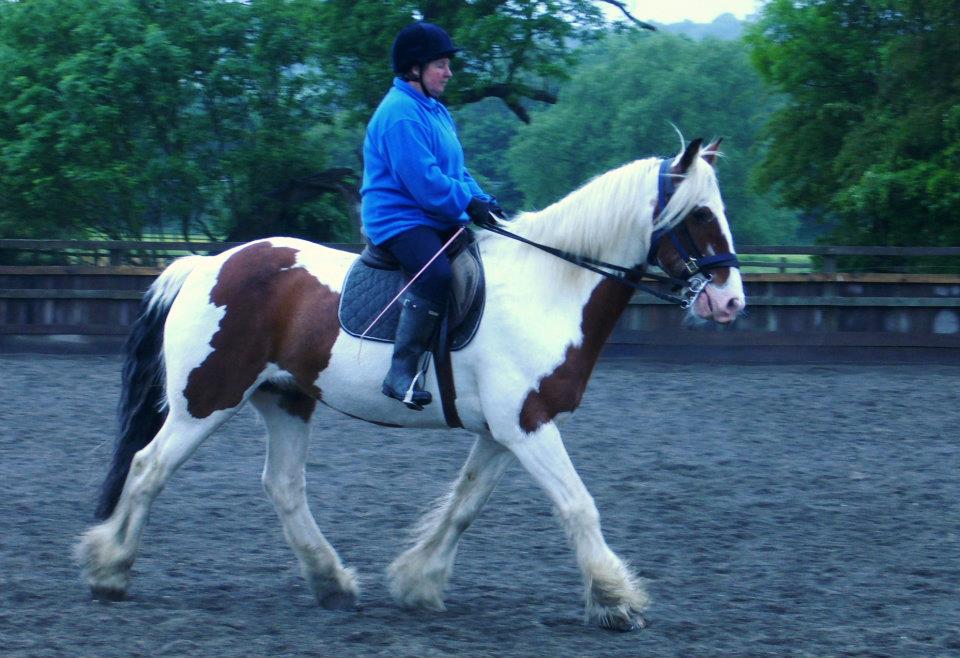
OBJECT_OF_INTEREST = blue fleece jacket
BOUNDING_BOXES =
[360,78,488,245]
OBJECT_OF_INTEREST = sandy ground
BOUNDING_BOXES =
[0,353,958,657]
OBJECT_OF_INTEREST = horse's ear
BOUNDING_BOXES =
[702,137,723,166]
[676,137,703,173]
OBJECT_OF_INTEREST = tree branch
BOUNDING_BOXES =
[594,0,657,31]
[457,83,558,123]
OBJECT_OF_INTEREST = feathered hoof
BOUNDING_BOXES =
[598,609,647,632]
[307,568,359,611]
[394,592,446,612]
[90,585,128,602]
[387,579,446,611]
[75,525,133,600]
[317,589,358,611]
[387,554,447,611]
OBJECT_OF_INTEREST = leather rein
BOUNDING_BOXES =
[478,158,741,309]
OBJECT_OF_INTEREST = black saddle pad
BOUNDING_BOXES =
[338,241,485,351]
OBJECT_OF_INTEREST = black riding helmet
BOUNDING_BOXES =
[392,21,461,93]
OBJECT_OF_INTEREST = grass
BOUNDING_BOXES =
[736,254,814,274]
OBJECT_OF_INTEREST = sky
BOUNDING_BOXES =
[608,0,763,24]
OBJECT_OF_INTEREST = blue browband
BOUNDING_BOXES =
[647,159,677,263]
[655,158,677,220]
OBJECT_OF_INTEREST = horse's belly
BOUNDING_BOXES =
[315,334,484,432]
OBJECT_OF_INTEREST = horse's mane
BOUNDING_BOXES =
[494,152,720,267]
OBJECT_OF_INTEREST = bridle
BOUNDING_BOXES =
[646,158,741,306]
[477,157,741,308]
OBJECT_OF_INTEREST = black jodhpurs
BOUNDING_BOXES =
[380,225,456,306]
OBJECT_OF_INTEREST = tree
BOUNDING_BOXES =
[0,0,352,240]
[0,0,654,241]
[314,0,655,124]
[453,97,528,211]
[746,0,960,247]
[505,32,800,244]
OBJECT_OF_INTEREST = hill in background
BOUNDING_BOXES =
[655,12,746,40]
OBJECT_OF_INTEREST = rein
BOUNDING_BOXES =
[478,158,740,308]
[476,220,685,305]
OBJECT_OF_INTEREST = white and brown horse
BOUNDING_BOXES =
[76,138,744,631]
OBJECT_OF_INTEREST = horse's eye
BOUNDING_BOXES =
[691,208,714,223]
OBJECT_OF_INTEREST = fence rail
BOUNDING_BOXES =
[3,239,960,271]
[1,240,959,351]
[0,239,363,267]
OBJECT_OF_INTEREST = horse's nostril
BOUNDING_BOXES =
[727,297,744,313]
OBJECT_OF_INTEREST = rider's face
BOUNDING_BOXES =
[416,58,452,97]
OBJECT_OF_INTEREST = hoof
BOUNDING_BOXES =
[317,590,358,611]
[398,596,446,612]
[91,586,127,602]
[307,569,359,611]
[599,611,646,632]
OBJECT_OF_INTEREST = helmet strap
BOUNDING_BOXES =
[402,65,432,98]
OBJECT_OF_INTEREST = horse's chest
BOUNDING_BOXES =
[508,278,633,435]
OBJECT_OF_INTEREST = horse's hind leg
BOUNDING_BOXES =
[250,387,358,609]
[388,435,513,610]
[77,408,231,598]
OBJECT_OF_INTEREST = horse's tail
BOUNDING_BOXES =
[94,255,205,520]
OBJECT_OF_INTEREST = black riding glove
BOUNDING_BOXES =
[467,197,500,228]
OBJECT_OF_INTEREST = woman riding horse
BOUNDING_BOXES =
[361,21,503,410]
[77,134,744,631]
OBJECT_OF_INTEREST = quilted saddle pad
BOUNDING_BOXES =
[338,241,485,351]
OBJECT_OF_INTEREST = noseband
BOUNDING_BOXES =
[475,158,740,308]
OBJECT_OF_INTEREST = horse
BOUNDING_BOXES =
[75,138,745,632]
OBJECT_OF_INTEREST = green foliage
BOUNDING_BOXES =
[315,0,606,124]
[453,98,527,210]
[0,0,348,240]
[0,0,631,240]
[746,0,960,247]
[505,32,800,244]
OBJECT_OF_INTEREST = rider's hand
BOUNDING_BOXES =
[467,197,499,228]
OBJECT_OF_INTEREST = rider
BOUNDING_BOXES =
[361,21,503,411]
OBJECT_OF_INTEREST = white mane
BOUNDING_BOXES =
[489,151,722,271]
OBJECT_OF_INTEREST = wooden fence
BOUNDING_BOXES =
[4,239,960,272]
[1,240,959,353]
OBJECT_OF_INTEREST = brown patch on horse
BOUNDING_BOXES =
[184,241,340,419]
[519,279,634,434]
[655,209,733,286]
[258,382,318,423]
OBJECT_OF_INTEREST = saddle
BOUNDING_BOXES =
[338,230,487,427]
[339,230,485,348]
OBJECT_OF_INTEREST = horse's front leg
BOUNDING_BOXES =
[388,435,514,610]
[498,421,648,631]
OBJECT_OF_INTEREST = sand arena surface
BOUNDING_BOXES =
[1,353,958,656]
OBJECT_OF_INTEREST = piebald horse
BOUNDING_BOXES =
[76,138,744,631]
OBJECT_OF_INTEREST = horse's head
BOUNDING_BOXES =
[648,138,745,324]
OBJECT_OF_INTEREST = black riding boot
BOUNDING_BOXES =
[382,293,443,410]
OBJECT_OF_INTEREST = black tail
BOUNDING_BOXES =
[94,257,200,520]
